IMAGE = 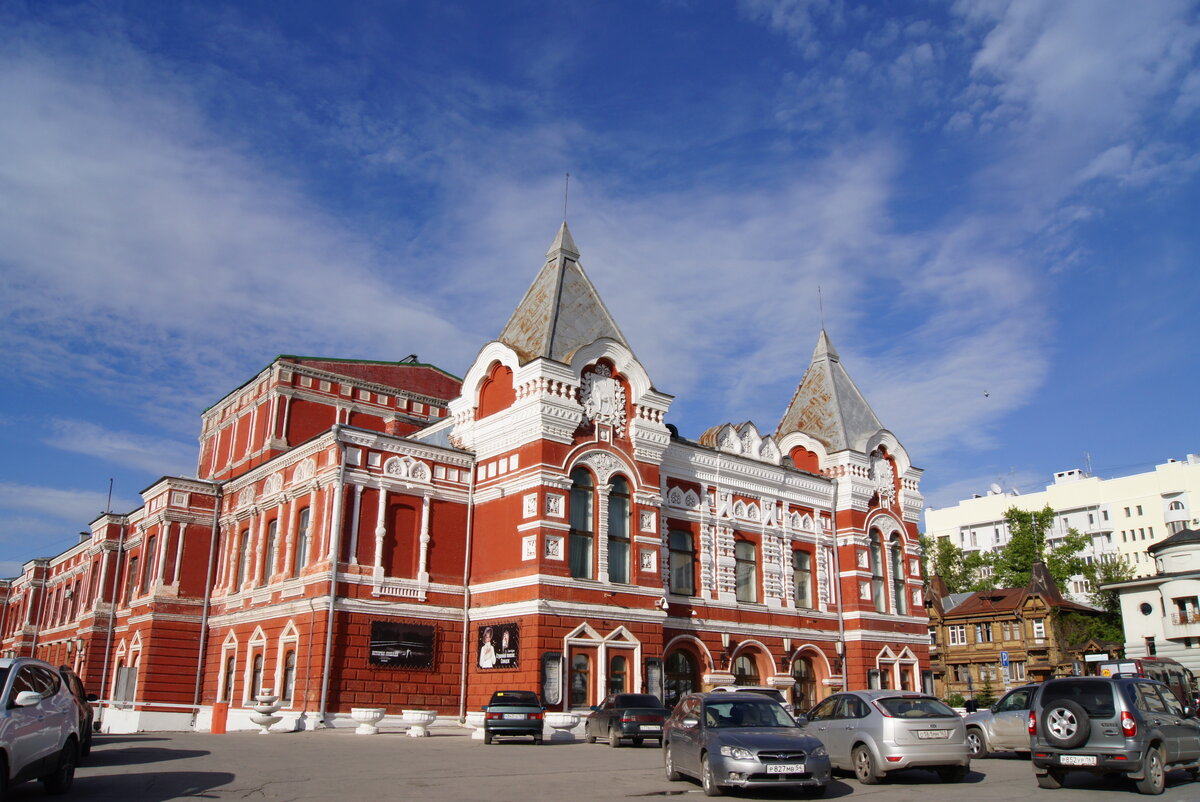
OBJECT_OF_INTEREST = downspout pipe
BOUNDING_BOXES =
[318,427,348,727]
[0,580,10,656]
[829,477,847,680]
[191,483,223,723]
[457,460,478,722]
[98,520,128,727]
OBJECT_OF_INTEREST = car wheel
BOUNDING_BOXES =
[80,730,92,760]
[585,731,596,744]
[966,728,986,759]
[938,765,968,783]
[701,754,724,797]
[664,743,682,781]
[609,724,622,748]
[1136,746,1165,795]
[1036,769,1066,789]
[41,738,77,795]
[483,731,494,745]
[853,745,880,785]
[1041,700,1090,750]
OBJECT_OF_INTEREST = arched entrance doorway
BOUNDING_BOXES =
[792,654,817,713]
[664,649,699,707]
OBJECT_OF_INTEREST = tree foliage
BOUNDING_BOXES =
[1084,555,1135,614]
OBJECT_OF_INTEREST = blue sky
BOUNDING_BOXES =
[1,1,1198,574]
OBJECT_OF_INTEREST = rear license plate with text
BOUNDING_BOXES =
[765,764,805,774]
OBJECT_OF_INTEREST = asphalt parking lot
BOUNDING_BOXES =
[10,728,1200,802]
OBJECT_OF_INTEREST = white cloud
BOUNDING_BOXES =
[0,483,131,523]
[44,420,196,478]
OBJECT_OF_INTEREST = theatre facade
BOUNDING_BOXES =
[0,223,930,731]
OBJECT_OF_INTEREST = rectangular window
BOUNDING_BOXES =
[1103,510,1109,521]
[793,549,813,609]
[1137,505,1143,515]
[668,530,695,596]
[928,627,937,646]
[948,624,966,646]
[124,557,139,605]
[735,540,758,603]
[569,472,594,580]
[975,623,994,643]
[1033,619,1046,639]
[1012,660,1026,680]
[141,535,157,593]
[1125,507,1131,517]
[293,508,311,576]
[262,520,278,584]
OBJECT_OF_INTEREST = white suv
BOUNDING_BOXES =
[0,657,80,797]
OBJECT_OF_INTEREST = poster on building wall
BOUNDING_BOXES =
[478,623,519,669]
[541,652,562,706]
[369,621,435,668]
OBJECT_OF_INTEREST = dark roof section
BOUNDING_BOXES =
[776,330,885,452]
[942,562,1099,618]
[1148,527,1200,554]
[497,222,632,365]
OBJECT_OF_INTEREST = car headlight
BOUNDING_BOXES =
[719,746,754,760]
[808,744,828,758]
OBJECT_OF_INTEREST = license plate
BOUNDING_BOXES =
[1059,755,1097,766]
[766,764,805,774]
[502,713,526,720]
[639,725,661,731]
[916,729,950,739]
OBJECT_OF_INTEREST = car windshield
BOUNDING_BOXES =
[614,694,664,708]
[877,696,957,718]
[704,699,794,728]
[489,691,539,706]
[1041,680,1116,718]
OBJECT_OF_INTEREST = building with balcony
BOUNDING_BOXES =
[924,456,1200,599]
[0,222,931,731]
[1104,527,1200,680]
[926,562,1116,701]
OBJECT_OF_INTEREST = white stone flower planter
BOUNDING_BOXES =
[465,710,486,741]
[351,707,386,735]
[402,709,437,737]
[249,692,283,734]
[545,712,579,742]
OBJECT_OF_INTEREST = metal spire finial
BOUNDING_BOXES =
[563,173,570,222]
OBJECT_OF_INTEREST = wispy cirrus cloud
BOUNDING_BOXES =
[44,420,196,478]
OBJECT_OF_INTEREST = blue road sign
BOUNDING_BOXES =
[1000,650,1010,667]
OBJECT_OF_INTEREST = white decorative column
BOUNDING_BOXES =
[417,493,431,583]
[327,479,345,561]
[249,510,265,586]
[374,487,388,576]
[348,484,364,565]
[283,496,297,575]
[172,522,186,586]
[94,551,110,612]
[156,521,171,585]
[306,488,318,565]
[597,482,611,583]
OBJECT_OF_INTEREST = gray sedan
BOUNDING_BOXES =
[962,684,1039,758]
[802,690,969,784]
[663,691,831,797]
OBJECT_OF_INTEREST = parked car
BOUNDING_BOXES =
[963,683,1039,758]
[802,690,970,783]
[663,691,830,797]
[1096,656,1197,713]
[584,693,667,747]
[57,667,96,759]
[1028,675,1200,793]
[0,657,80,796]
[482,690,544,744]
[709,685,794,716]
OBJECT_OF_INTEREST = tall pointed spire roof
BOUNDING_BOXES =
[497,222,631,364]
[776,330,885,452]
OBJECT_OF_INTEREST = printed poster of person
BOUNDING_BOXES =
[478,623,519,669]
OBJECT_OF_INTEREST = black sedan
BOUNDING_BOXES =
[663,691,831,797]
[584,693,668,747]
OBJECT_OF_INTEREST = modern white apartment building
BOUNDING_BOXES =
[924,455,1200,598]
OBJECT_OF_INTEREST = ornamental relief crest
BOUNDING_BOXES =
[870,452,896,506]
[577,451,625,485]
[580,364,627,437]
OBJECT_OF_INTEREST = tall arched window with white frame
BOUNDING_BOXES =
[607,476,631,584]
[889,534,906,615]
[569,468,595,580]
[869,530,886,613]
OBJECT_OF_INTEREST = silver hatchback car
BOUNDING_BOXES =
[963,683,1039,758]
[802,690,970,783]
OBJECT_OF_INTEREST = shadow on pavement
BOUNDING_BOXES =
[85,746,210,767]
[89,735,172,746]
[71,771,236,801]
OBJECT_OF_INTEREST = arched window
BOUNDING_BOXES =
[235,530,250,590]
[733,654,759,685]
[669,530,695,596]
[608,654,627,694]
[889,534,906,615]
[793,549,813,609]
[792,655,817,713]
[869,530,885,613]
[569,469,595,580]
[570,653,591,707]
[222,655,236,702]
[1169,500,1185,510]
[142,535,157,591]
[607,476,631,583]
[250,654,264,700]
[281,650,296,703]
[293,508,310,576]
[664,650,698,708]
[735,540,757,603]
[262,520,278,585]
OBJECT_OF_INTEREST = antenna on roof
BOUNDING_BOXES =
[563,173,570,222]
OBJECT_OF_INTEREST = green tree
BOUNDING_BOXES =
[920,534,978,593]
[992,506,1087,589]
[1084,555,1135,615]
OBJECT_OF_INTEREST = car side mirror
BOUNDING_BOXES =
[990,704,999,713]
[13,691,41,708]
[680,716,699,729]
[794,715,809,727]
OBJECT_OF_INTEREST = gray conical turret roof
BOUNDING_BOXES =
[776,330,885,452]
[497,222,631,364]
